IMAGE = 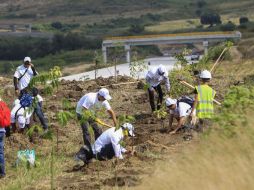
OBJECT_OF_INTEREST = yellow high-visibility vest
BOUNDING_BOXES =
[195,85,216,119]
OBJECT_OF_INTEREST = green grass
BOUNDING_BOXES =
[1,150,67,190]
[139,85,254,190]
[1,0,253,35]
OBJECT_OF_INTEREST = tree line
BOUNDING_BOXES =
[0,33,101,60]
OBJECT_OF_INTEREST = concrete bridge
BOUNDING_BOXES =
[0,24,32,33]
[0,23,54,39]
[102,31,242,64]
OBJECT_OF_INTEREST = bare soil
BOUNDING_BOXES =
[1,48,252,189]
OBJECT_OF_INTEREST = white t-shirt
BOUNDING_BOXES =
[14,65,35,90]
[35,95,43,102]
[170,102,195,118]
[145,67,170,91]
[11,103,33,129]
[92,127,127,159]
[76,92,111,115]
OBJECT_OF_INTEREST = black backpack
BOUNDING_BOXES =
[177,96,194,108]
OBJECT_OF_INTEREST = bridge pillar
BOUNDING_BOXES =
[11,24,16,32]
[102,46,107,64]
[125,44,131,64]
[26,24,32,33]
[203,41,209,55]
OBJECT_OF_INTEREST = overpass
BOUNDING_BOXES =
[0,24,32,33]
[102,31,241,63]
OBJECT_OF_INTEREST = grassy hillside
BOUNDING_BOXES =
[1,0,254,27]
[139,86,254,190]
[0,0,253,75]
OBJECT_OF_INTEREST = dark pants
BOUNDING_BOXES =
[34,102,48,130]
[95,143,115,161]
[196,119,212,132]
[76,146,93,164]
[77,143,115,164]
[148,84,163,111]
[0,132,5,177]
[77,114,102,150]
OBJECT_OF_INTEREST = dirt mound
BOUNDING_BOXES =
[95,75,135,86]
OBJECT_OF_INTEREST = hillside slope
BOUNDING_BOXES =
[0,46,253,189]
[0,0,253,25]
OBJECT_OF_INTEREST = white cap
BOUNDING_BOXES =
[122,123,135,136]
[98,88,112,100]
[200,70,212,79]
[165,98,177,107]
[158,65,168,76]
[24,57,31,63]
[18,117,26,129]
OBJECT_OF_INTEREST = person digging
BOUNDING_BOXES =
[166,97,196,135]
[76,88,117,152]
[75,123,135,165]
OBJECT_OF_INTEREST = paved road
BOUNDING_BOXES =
[61,56,195,81]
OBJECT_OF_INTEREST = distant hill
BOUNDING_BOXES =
[0,0,253,25]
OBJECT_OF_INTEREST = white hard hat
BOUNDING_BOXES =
[200,70,212,79]
[158,65,168,76]
[165,98,177,107]
[24,57,31,63]
[122,123,135,136]
[98,88,112,100]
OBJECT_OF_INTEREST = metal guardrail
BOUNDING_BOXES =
[104,31,241,41]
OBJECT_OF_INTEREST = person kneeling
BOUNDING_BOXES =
[166,97,196,135]
[76,123,135,164]
[11,97,33,133]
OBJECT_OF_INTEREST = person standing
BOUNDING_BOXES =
[145,64,170,112]
[0,98,11,178]
[190,70,216,131]
[76,88,117,151]
[13,57,37,97]
[32,88,48,131]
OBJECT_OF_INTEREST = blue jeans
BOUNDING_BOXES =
[34,103,48,130]
[0,132,5,176]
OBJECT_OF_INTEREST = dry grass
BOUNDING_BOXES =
[145,12,254,33]
[146,19,200,33]
[137,113,254,190]
[135,47,254,190]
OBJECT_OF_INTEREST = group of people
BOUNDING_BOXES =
[75,64,216,165]
[0,57,48,178]
[0,58,216,178]
[146,65,216,135]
